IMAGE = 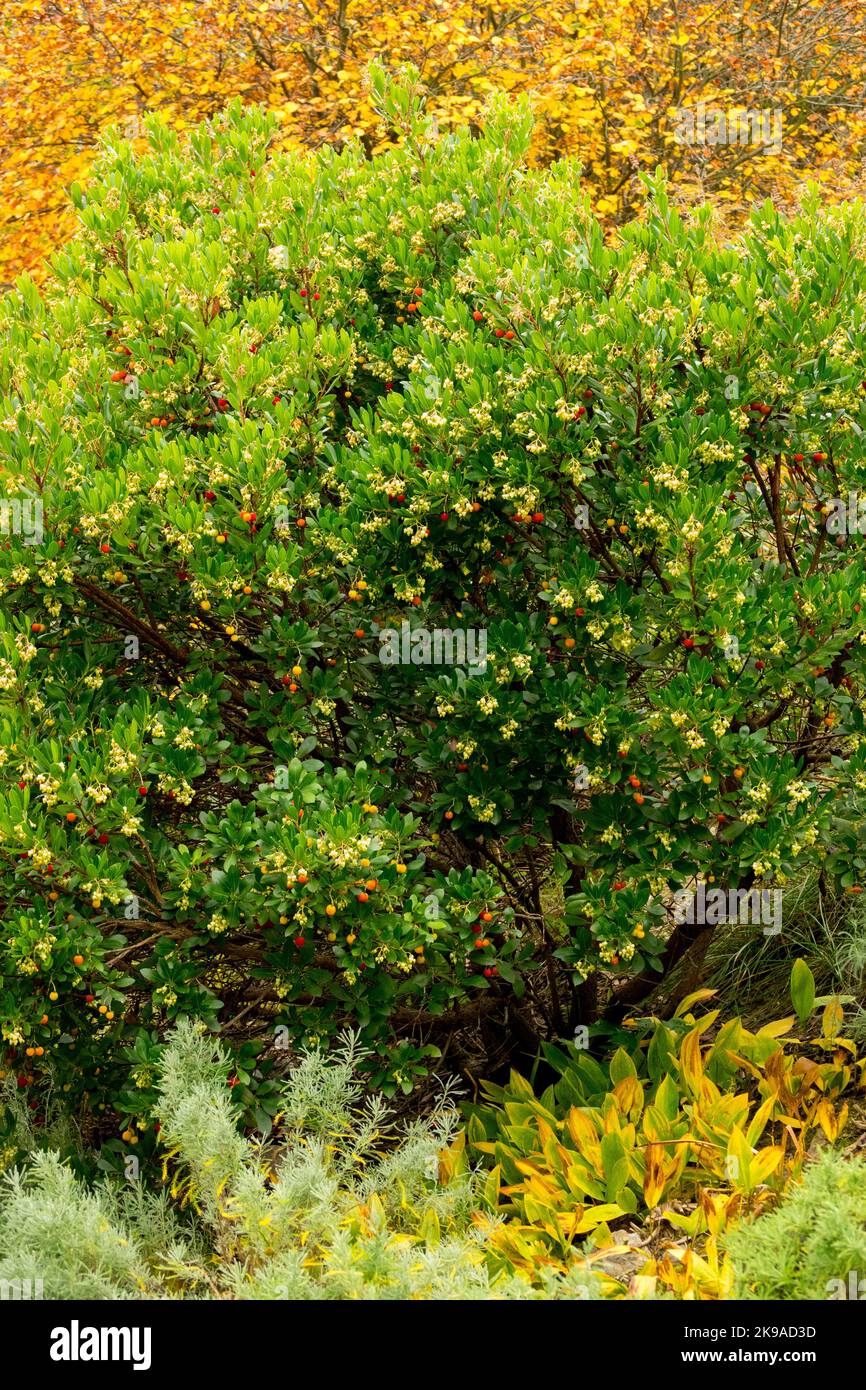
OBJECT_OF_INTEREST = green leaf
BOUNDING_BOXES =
[790,958,816,1023]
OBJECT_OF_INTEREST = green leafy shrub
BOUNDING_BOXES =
[5,67,866,1129]
[0,1021,601,1299]
[725,1148,866,1300]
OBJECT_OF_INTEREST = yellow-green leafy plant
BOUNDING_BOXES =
[468,963,862,1297]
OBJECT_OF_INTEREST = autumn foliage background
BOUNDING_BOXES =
[2,0,866,287]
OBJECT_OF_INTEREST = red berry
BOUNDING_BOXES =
[138,785,147,796]
[98,833,109,844]
[682,637,694,649]
[294,936,305,948]
[472,310,483,322]
[100,543,110,553]
[204,490,216,501]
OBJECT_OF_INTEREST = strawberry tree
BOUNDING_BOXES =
[1,69,866,1131]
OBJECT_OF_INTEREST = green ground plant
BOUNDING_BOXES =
[0,1021,602,1299]
[725,1148,866,1300]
